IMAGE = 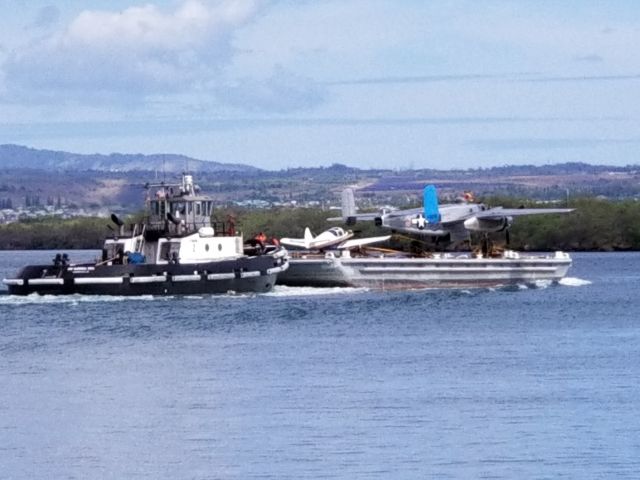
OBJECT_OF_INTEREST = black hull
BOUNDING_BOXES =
[5,253,286,296]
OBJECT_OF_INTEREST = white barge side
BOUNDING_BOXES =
[278,250,572,289]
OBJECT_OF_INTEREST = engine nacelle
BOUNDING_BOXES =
[463,216,512,232]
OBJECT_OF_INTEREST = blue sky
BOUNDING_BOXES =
[0,0,639,170]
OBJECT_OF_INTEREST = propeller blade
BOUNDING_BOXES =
[110,213,124,227]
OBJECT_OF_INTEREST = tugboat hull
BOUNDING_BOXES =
[4,254,287,296]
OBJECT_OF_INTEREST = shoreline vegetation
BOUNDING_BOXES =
[1,197,639,251]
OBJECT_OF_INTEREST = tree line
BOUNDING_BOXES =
[1,197,640,251]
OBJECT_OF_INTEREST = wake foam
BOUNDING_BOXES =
[0,293,157,305]
[533,279,554,289]
[558,277,592,287]
[265,285,368,297]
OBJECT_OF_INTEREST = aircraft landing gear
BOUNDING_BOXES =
[481,234,490,258]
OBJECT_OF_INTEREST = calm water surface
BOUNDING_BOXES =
[1,251,639,479]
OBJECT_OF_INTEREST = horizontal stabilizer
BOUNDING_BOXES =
[280,227,316,249]
[279,237,308,248]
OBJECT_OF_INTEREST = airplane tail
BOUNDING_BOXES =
[327,188,377,224]
[341,188,356,220]
[423,185,441,223]
[303,227,314,248]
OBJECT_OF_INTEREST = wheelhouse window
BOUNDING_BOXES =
[105,241,127,259]
[172,202,186,215]
[159,242,171,261]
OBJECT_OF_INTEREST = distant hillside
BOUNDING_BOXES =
[0,144,261,173]
[0,144,638,212]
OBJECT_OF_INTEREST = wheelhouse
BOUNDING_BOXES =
[146,175,211,232]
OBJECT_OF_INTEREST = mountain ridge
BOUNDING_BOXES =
[0,144,261,173]
[1,144,638,176]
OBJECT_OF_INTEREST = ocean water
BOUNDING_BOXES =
[1,250,639,479]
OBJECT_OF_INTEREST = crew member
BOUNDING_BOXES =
[255,232,267,244]
[226,215,236,236]
[254,231,267,253]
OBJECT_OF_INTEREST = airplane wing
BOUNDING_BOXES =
[383,207,423,218]
[327,213,379,222]
[338,235,391,250]
[327,208,420,222]
[474,207,574,219]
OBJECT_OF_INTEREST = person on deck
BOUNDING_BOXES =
[254,232,267,244]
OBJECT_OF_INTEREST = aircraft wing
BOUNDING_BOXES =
[338,235,391,250]
[326,213,379,222]
[383,207,423,218]
[327,208,422,222]
[474,207,574,219]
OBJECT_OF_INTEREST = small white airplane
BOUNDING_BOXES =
[280,226,390,250]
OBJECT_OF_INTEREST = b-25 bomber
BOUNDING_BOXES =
[328,185,574,244]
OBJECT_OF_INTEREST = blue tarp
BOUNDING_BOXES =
[128,252,146,264]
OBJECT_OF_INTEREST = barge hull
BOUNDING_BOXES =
[278,253,572,290]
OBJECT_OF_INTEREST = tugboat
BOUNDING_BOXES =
[3,174,288,295]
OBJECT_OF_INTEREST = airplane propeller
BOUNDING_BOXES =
[110,213,124,227]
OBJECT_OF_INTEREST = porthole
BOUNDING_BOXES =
[218,243,222,251]
[205,244,210,252]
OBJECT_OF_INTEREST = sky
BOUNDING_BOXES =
[0,0,639,170]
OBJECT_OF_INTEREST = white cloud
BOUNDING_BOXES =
[4,1,262,99]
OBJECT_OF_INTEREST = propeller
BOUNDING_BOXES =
[110,213,124,227]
